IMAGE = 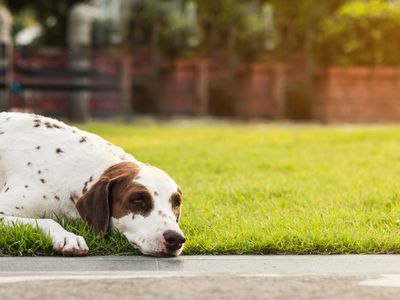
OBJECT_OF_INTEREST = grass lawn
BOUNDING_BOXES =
[2,123,400,255]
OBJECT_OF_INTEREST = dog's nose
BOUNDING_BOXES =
[163,230,186,251]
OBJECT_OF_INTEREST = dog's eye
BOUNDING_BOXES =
[128,192,150,207]
[171,194,181,208]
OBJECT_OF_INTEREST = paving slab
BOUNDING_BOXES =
[1,255,400,300]
[1,255,400,276]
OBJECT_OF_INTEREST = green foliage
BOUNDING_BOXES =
[5,0,85,46]
[194,0,276,62]
[316,0,400,66]
[233,3,277,62]
[130,0,199,59]
[4,123,400,255]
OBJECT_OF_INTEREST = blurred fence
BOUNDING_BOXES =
[7,48,130,120]
[7,47,400,124]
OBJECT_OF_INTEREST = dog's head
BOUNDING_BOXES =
[76,161,185,256]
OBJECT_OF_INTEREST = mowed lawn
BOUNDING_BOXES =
[2,123,400,255]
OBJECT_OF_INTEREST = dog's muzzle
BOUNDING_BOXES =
[163,230,186,253]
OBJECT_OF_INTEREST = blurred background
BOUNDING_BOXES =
[0,0,399,123]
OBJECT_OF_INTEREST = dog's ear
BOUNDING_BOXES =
[76,178,111,236]
[76,162,140,236]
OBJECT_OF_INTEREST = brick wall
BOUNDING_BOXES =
[10,48,123,117]
[235,63,286,119]
[313,67,400,123]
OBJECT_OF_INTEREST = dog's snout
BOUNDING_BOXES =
[163,230,186,251]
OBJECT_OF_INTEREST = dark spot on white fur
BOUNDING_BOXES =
[56,148,64,154]
[80,136,87,143]
[4,187,9,192]
[0,131,4,135]
[88,176,93,182]
[33,124,40,128]
[0,211,4,214]
[15,206,20,209]
[69,193,79,204]
[24,185,28,188]
[54,195,60,201]
[44,121,62,129]
[154,191,159,196]
[36,146,41,150]
[27,162,32,166]
[38,170,42,174]
[43,195,47,200]
[40,179,45,184]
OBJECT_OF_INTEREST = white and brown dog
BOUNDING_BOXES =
[0,112,185,256]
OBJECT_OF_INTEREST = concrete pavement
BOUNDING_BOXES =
[1,255,400,299]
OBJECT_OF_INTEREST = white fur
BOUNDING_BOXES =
[0,112,184,256]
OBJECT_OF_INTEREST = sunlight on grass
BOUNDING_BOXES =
[2,124,400,255]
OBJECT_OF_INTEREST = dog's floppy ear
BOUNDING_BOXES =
[76,162,140,236]
[76,178,111,236]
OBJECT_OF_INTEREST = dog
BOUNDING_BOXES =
[0,112,185,256]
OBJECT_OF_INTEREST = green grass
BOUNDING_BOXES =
[3,123,400,255]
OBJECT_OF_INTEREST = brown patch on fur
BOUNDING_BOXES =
[56,148,64,154]
[76,162,152,236]
[169,192,182,219]
[80,136,87,143]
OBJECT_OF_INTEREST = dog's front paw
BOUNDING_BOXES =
[52,232,89,256]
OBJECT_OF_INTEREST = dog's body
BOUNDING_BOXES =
[0,112,185,256]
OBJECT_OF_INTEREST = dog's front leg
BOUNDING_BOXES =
[0,215,89,256]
